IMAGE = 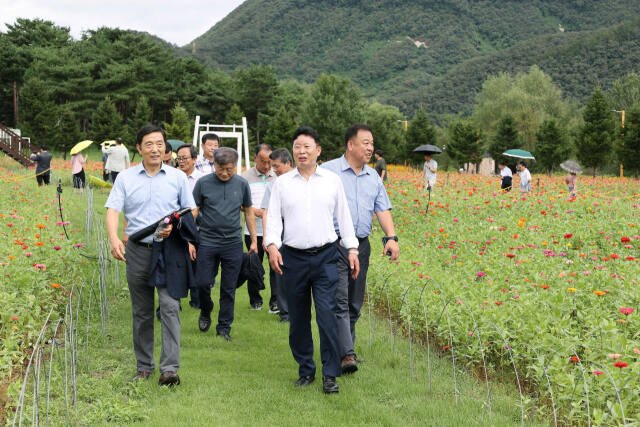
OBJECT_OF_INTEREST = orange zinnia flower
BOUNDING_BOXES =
[50,283,61,288]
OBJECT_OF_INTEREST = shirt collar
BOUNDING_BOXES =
[339,155,370,176]
[293,165,327,178]
[137,162,168,176]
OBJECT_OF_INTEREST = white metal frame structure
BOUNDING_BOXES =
[192,115,250,174]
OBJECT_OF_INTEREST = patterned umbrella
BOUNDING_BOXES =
[560,160,582,174]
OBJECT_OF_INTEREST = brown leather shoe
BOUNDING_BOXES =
[132,371,152,382]
[341,354,358,374]
[158,371,180,387]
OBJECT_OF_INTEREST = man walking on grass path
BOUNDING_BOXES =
[106,125,196,387]
[322,123,399,374]
[265,126,360,394]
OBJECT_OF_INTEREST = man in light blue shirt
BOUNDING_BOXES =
[322,123,400,374]
[106,125,195,387]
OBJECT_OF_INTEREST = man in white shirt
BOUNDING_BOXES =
[194,133,219,175]
[176,144,204,192]
[421,154,437,188]
[242,144,276,311]
[517,161,532,193]
[498,161,513,192]
[265,126,359,394]
[104,137,130,183]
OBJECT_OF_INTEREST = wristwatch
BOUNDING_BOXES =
[385,236,398,242]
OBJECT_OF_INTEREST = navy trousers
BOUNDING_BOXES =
[196,242,243,334]
[282,243,341,378]
[244,235,277,307]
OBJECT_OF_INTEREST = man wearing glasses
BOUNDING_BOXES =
[176,144,204,191]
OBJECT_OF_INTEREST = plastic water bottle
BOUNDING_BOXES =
[153,217,171,242]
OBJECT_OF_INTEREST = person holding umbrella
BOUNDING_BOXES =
[70,151,88,193]
[560,160,582,199]
[498,161,512,192]
[517,161,532,193]
[413,144,441,189]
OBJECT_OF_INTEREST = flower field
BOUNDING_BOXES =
[0,159,90,417]
[368,168,640,424]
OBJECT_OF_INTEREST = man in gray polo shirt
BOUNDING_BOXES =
[192,147,257,340]
[242,143,276,311]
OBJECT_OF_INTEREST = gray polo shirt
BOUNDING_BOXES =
[193,173,252,248]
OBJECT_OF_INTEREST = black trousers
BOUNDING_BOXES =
[283,243,341,378]
[110,171,120,183]
[73,169,86,189]
[36,172,50,186]
[244,235,277,307]
[501,176,512,191]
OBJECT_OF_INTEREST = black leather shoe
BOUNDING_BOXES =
[294,375,315,387]
[198,315,211,332]
[189,300,200,309]
[322,376,339,394]
[216,331,232,341]
[158,371,180,387]
[132,371,152,382]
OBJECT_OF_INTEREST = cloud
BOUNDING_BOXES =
[0,0,244,46]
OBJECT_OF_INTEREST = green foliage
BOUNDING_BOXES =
[55,104,82,157]
[231,65,279,141]
[576,88,616,176]
[608,72,640,111]
[534,119,571,175]
[618,103,640,177]
[447,119,482,169]
[225,104,244,126]
[364,102,404,163]
[264,106,296,149]
[17,77,59,147]
[300,74,364,160]
[163,103,191,142]
[405,106,436,160]
[91,97,123,143]
[126,95,152,144]
[488,115,520,165]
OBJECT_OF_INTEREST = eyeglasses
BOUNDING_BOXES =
[176,156,191,162]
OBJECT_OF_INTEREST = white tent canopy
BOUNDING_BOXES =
[192,115,250,174]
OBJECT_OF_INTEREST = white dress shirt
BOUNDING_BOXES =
[264,166,358,250]
[500,166,513,178]
[104,145,130,172]
[185,167,204,191]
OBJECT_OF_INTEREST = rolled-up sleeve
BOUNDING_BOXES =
[104,177,125,212]
[264,180,283,249]
[334,176,358,249]
[374,179,392,213]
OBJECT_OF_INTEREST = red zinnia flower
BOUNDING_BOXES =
[614,361,628,368]
[564,233,573,239]
[621,237,631,243]
[570,356,580,363]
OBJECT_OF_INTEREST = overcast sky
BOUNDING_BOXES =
[0,0,245,46]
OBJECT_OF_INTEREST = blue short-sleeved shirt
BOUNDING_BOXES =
[322,155,392,238]
[104,163,196,243]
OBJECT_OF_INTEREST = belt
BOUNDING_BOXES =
[133,240,153,249]
[284,240,336,256]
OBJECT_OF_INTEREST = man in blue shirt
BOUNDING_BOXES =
[322,123,400,374]
[105,125,196,387]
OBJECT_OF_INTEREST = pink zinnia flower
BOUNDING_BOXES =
[592,371,604,376]
[620,308,634,316]
[73,243,84,248]
[53,246,61,251]
[476,272,486,277]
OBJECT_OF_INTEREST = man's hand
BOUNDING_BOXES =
[383,239,400,261]
[188,242,197,261]
[348,252,360,279]
[158,223,172,239]
[122,233,129,246]
[267,244,283,275]
[110,237,126,261]
[249,239,258,254]
[253,208,264,218]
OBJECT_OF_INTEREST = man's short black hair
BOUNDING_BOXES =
[344,123,373,146]
[375,149,383,157]
[292,126,320,146]
[136,125,166,145]
[269,147,292,165]
[201,133,219,144]
[214,147,239,165]
[40,144,48,150]
[177,144,197,159]
[254,143,273,157]
[498,161,506,166]
[519,161,527,167]
[115,137,122,144]
[165,141,172,154]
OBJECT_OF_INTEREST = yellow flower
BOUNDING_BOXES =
[567,288,577,292]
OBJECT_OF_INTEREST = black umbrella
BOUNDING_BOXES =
[413,144,443,155]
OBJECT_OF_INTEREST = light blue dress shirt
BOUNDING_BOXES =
[322,155,392,238]
[105,163,196,243]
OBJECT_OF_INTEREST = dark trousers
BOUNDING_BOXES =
[196,242,243,334]
[336,237,370,358]
[283,243,341,378]
[501,176,512,191]
[273,256,288,320]
[110,171,120,183]
[36,172,50,186]
[244,235,277,307]
[73,169,86,189]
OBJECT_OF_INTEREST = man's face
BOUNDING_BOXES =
[137,132,165,167]
[163,150,174,167]
[498,164,504,170]
[293,134,321,168]
[425,155,432,162]
[271,158,292,177]
[203,139,219,158]
[347,130,374,165]
[176,148,194,173]
[215,162,235,182]
[255,149,272,175]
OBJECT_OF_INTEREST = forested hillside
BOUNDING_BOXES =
[187,0,640,115]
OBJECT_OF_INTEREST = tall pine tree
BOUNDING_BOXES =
[264,106,296,149]
[535,119,571,175]
[576,88,615,177]
[447,119,481,171]
[488,115,520,167]
[91,96,123,144]
[164,103,191,142]
[618,104,640,177]
[405,106,436,160]
[55,104,82,159]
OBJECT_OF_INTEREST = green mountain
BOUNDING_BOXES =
[186,0,640,116]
